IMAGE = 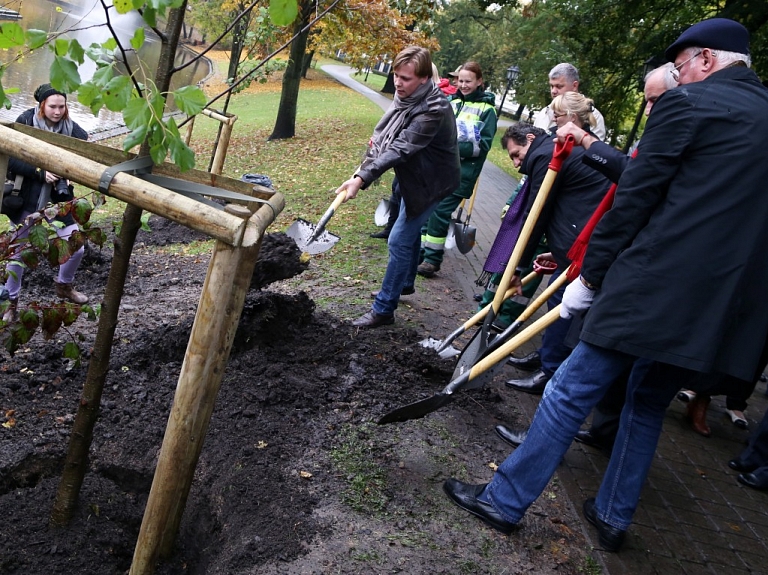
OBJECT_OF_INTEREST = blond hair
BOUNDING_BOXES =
[551,92,596,130]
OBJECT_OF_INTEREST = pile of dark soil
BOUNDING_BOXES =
[0,217,592,574]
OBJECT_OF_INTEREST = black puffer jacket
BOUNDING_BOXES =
[7,108,88,224]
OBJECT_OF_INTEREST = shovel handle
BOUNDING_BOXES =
[310,192,346,242]
[489,138,574,317]
[435,271,538,353]
[470,306,562,381]
[462,179,480,226]
[548,135,575,172]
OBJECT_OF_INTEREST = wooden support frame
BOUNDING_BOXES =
[0,122,279,247]
[0,122,285,575]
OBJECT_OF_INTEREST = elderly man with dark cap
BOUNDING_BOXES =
[442,18,768,551]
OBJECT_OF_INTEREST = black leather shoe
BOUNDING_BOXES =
[738,472,768,490]
[506,351,541,371]
[583,498,626,552]
[495,425,528,448]
[574,430,611,454]
[729,459,758,473]
[443,479,517,534]
[352,310,394,328]
[506,369,549,395]
[370,229,390,239]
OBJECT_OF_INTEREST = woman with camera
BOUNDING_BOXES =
[2,83,89,323]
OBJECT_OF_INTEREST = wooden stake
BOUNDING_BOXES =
[129,203,265,574]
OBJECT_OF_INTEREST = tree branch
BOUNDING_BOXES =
[100,0,143,96]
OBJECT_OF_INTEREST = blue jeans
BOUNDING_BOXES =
[539,267,573,377]
[372,199,438,317]
[481,341,677,529]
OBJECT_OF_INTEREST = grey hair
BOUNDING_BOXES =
[549,63,579,83]
[682,45,751,69]
[645,63,678,90]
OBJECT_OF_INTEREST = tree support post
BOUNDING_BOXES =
[129,202,266,574]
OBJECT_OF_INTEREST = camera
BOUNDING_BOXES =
[55,178,70,196]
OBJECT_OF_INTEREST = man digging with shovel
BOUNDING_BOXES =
[443,18,768,551]
[335,46,460,329]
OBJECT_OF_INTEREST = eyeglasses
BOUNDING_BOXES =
[671,51,702,81]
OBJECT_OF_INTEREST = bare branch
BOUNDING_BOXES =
[99,0,143,96]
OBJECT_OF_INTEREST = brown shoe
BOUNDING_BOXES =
[352,310,394,329]
[686,395,711,437]
[55,281,89,304]
[417,262,440,277]
[2,299,18,323]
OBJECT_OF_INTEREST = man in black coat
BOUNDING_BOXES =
[442,18,768,551]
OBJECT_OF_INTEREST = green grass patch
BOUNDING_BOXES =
[329,423,390,514]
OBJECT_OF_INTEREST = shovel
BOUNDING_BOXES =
[374,198,390,226]
[420,270,539,355]
[454,180,479,255]
[449,136,574,372]
[450,266,571,384]
[285,192,345,255]
[378,306,563,424]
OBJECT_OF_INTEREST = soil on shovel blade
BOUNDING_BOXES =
[0,216,594,574]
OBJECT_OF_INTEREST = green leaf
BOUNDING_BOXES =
[130,27,145,51]
[0,83,10,110]
[50,237,72,266]
[122,96,151,130]
[113,0,133,14]
[122,124,148,151]
[0,23,25,49]
[91,64,113,87]
[103,74,133,112]
[28,223,49,250]
[173,85,206,116]
[68,39,85,65]
[77,81,101,106]
[55,38,69,56]
[150,141,168,165]
[169,137,195,172]
[103,37,118,51]
[269,0,298,26]
[42,306,64,339]
[50,55,81,93]
[63,341,81,360]
[140,211,152,231]
[25,29,48,50]
[149,90,165,117]
[71,199,93,225]
[141,6,157,27]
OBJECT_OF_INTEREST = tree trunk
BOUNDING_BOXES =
[301,49,315,78]
[50,2,189,528]
[268,0,313,140]
[381,71,395,94]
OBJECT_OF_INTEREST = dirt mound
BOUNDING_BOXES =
[1,222,592,574]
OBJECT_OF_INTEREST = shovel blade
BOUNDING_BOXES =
[377,392,456,424]
[454,223,477,255]
[374,198,390,226]
[286,219,340,255]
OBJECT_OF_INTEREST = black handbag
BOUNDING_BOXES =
[1,175,24,214]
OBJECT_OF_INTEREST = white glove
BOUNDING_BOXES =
[560,276,596,319]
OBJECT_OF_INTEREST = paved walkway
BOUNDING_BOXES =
[321,64,768,574]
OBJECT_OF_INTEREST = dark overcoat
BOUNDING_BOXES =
[581,66,768,381]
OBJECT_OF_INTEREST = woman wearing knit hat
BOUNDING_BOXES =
[2,83,90,323]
